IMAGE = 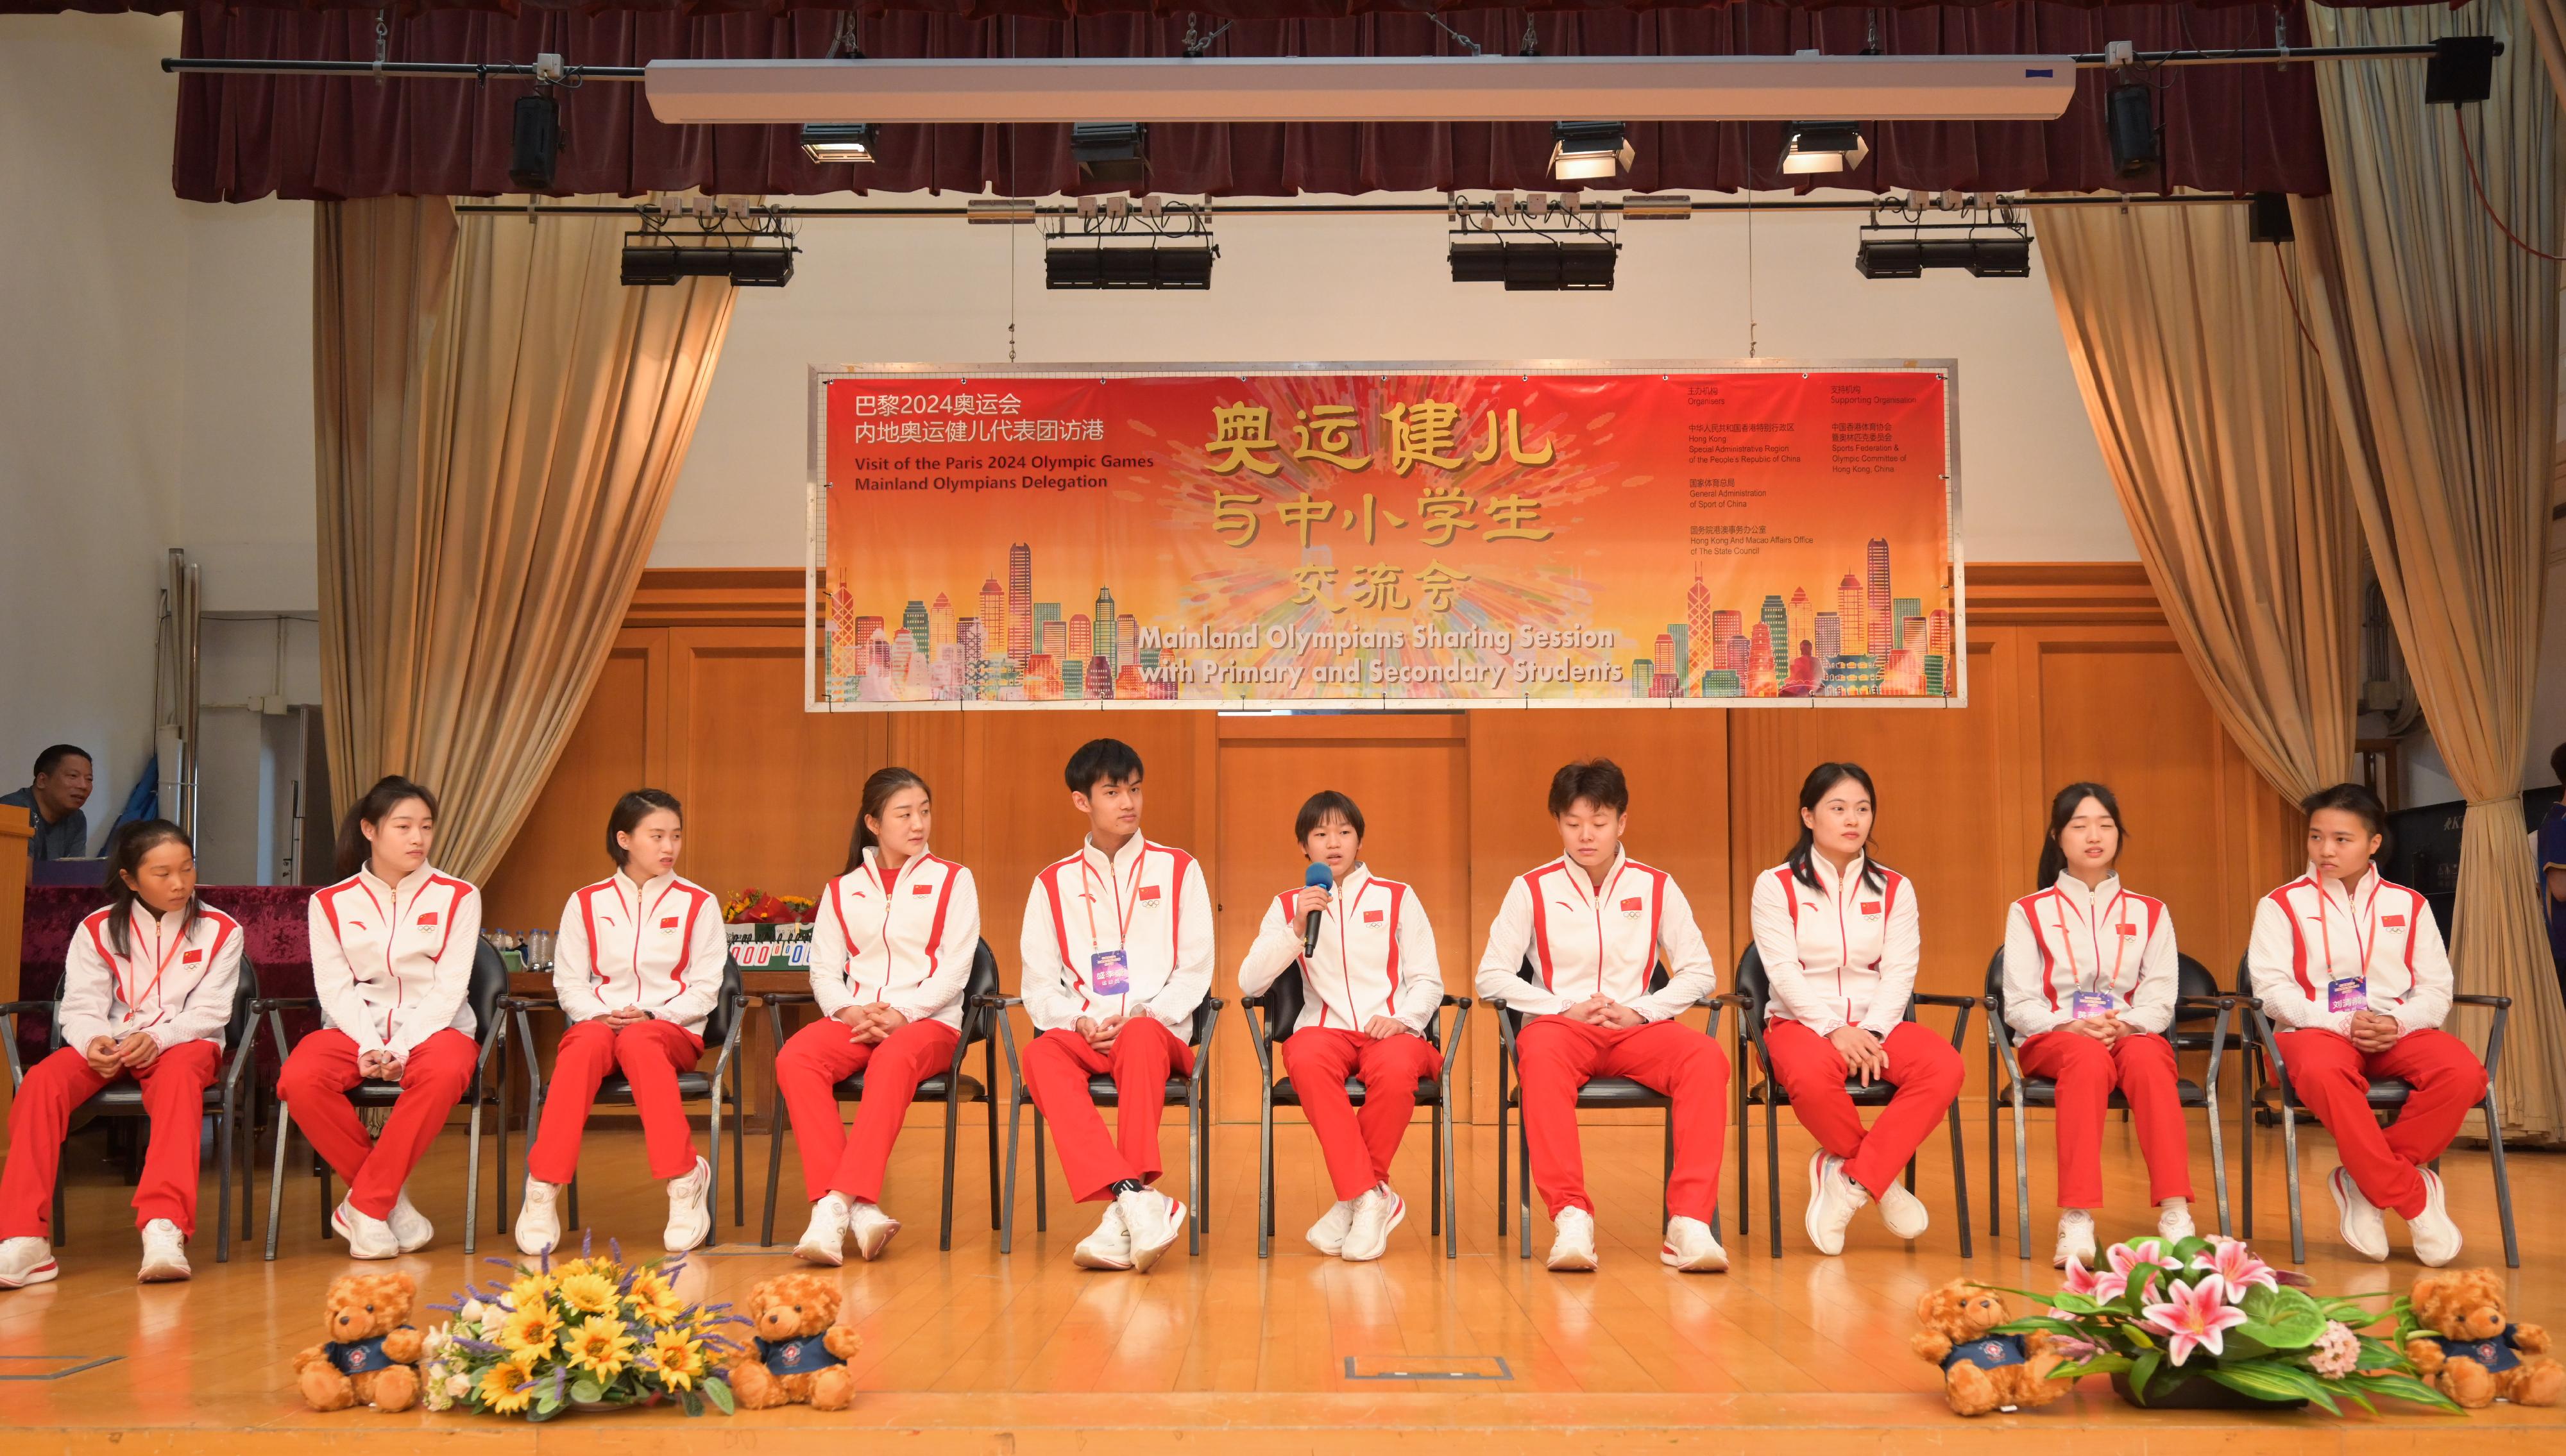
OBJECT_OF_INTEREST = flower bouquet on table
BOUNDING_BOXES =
[422,1237,743,1421]
[722,888,817,942]
[1993,1233,2462,1414]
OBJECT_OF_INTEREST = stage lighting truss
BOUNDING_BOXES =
[1447,192,1621,291]
[1853,193,2035,279]
[1041,196,1218,289]
[621,197,801,287]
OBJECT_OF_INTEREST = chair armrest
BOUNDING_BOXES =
[2175,993,2252,1012]
[1913,992,1977,1008]
[1437,998,1472,1095]
[496,994,558,1013]
[251,997,322,1013]
[976,994,1024,1010]
[1915,991,1974,1049]
[760,991,819,1008]
[2452,994,2513,1009]
[0,1000,51,1017]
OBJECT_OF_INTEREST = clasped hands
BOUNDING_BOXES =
[1558,996,1645,1029]
[833,1003,912,1044]
[81,1032,163,1077]
[2346,1008,2401,1053]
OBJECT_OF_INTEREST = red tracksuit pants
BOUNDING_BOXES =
[277,1027,479,1219]
[1763,1019,1963,1198]
[0,1041,221,1239]
[1516,1016,1728,1223]
[1281,1026,1443,1203]
[2016,1029,2193,1209]
[2275,1026,2488,1219]
[773,1015,960,1205]
[527,1019,706,1185]
[1021,1019,1195,1205]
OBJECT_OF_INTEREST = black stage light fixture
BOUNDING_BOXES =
[1042,199,1217,289]
[799,123,878,164]
[621,203,799,288]
[1549,121,1633,182]
[2106,81,2158,179]
[1447,196,1621,291]
[509,91,561,192]
[1072,123,1151,187]
[2247,192,2295,244]
[1854,199,2034,280]
[2424,35,2497,105]
[1780,121,1869,176]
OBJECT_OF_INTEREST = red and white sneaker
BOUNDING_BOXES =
[0,1235,59,1289]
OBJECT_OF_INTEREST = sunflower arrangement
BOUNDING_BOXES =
[1991,1232,2461,1414]
[422,1237,742,1421]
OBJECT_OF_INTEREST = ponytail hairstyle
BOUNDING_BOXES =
[607,788,684,867]
[102,818,199,957]
[334,775,439,879]
[2037,781,2125,888]
[1786,761,1886,893]
[844,766,931,874]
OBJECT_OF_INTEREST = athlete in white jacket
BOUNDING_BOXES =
[1238,791,1443,1261]
[517,790,728,1256]
[781,768,983,1265]
[0,822,239,1288]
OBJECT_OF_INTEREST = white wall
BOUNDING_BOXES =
[654,197,2135,568]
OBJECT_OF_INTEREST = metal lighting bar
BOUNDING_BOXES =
[455,194,2259,221]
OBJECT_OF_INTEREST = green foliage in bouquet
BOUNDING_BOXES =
[1989,1233,2461,1414]
[421,1235,743,1422]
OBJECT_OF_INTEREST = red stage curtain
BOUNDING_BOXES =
[146,3,2340,201]
[15,885,316,1069]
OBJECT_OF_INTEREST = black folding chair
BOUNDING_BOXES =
[1982,948,2242,1249]
[1488,957,1734,1259]
[501,956,748,1246]
[0,957,263,1263]
[995,993,1220,1257]
[2234,956,2518,1267]
[756,941,1005,1251]
[1732,944,1974,1258]
[259,940,511,1258]
[1242,967,1469,1258]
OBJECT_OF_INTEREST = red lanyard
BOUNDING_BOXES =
[126,910,185,1009]
[2049,885,2128,990]
[1079,845,1146,953]
[2310,874,2380,980]
[863,854,911,993]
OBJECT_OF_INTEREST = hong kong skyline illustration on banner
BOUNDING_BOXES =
[812,368,1958,708]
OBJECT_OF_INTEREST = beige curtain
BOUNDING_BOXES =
[2295,0,2566,1139]
[314,198,738,883]
[2037,199,2362,804]
[2526,0,2566,99]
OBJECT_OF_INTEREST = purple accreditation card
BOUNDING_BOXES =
[2069,991,2119,1019]
[2327,977,2367,1015]
[1090,949,1130,997]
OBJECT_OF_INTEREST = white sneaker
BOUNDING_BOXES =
[0,1235,56,1289]
[2328,1167,2389,1262]
[332,1200,402,1260]
[388,1187,435,1253]
[514,1180,564,1257]
[794,1191,851,1266]
[1119,1188,1187,1273]
[1804,1151,1868,1256]
[1340,1187,1405,1263]
[2406,1170,2463,1268]
[1305,1199,1359,1256]
[1073,1202,1134,1270]
[1876,1178,1931,1240]
[137,1219,191,1283]
[1661,1215,1728,1273]
[847,1200,901,1262]
[2156,1198,2196,1243]
[1545,1206,1599,1271]
[663,1157,712,1253]
[2053,1210,2098,1271]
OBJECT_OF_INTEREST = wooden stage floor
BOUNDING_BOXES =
[1,1112,2560,1452]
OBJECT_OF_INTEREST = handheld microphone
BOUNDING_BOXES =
[1300,862,1334,958]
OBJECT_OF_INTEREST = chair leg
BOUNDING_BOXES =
[1257,1092,1273,1259]
[939,1083,963,1252]
[1515,1108,1532,1261]
[463,1096,484,1256]
[2239,1076,2256,1242]
[1441,1092,1458,1260]
[2012,1090,2031,1255]
[985,1039,1005,1230]
[1185,1086,1203,1257]
[1765,1094,1783,1259]
[1429,1101,1443,1238]
[1986,1050,2001,1239]
[704,1079,724,1251]
[1660,1110,1674,1230]
[759,1088,788,1247]
[1494,1089,1509,1239]
[1735,1052,1749,1239]
[566,1176,580,1233]
[1948,1101,1972,1259]
[495,1079,511,1237]
[1032,1105,1049,1234]
[2280,1103,2305,1265]
[2204,1090,2231,1237]
[1000,1083,1022,1256]
[266,1099,294,1262]
[730,1058,746,1228]
[2485,1094,2519,1269]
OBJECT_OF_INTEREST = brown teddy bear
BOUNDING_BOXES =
[726,1272,860,1411]
[2404,1269,2563,1409]
[1911,1279,2072,1416]
[293,1273,425,1412]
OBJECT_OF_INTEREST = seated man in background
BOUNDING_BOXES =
[3,745,93,861]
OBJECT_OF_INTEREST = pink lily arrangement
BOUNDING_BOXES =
[1991,1232,2460,1414]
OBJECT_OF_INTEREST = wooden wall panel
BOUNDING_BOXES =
[479,566,2302,1126]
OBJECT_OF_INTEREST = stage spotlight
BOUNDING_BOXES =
[799,123,878,164]
[1780,121,1869,175]
[509,91,560,192]
[1072,123,1150,187]
[1042,198,1216,289]
[1854,197,2034,279]
[2106,81,2159,178]
[2424,35,2497,105]
[1549,121,1633,182]
[2247,192,2295,244]
[1447,194,1620,290]
[621,201,799,287]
